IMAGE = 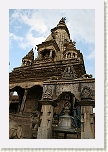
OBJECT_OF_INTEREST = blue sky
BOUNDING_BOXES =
[9,9,95,77]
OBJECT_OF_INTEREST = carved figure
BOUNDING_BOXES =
[63,101,71,115]
[9,121,22,139]
[30,111,40,130]
[62,66,77,80]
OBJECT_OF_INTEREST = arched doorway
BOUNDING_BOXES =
[23,85,43,114]
[9,86,24,114]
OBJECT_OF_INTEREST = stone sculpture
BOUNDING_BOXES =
[9,121,22,139]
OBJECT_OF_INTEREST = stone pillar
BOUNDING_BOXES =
[81,104,95,139]
[37,100,57,139]
[50,50,53,58]
[19,89,28,114]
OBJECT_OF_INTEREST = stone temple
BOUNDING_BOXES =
[9,18,95,139]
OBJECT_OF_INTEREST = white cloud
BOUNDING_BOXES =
[10,9,95,45]
[9,9,95,51]
[19,31,46,50]
[66,10,95,44]
[14,25,22,31]
[9,31,46,50]
[9,33,23,42]
[9,33,24,49]
[10,9,48,34]
[86,50,95,60]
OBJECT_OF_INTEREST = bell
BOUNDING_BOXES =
[53,101,77,138]
[57,103,74,129]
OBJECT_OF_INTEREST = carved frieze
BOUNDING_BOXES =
[62,66,77,80]
[81,86,92,99]
[81,83,95,90]
[56,83,79,97]
[43,85,54,99]
[81,82,95,97]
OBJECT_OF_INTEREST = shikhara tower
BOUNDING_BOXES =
[9,18,95,139]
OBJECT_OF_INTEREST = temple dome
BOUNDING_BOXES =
[45,34,53,42]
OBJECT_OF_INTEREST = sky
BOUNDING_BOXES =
[9,9,95,77]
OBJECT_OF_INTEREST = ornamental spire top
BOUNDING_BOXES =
[57,17,66,27]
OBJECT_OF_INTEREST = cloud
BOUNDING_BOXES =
[10,9,95,45]
[9,33,24,49]
[9,31,46,50]
[86,50,95,60]
[19,31,46,50]
[66,10,95,44]
[14,25,22,31]
[10,9,48,34]
[9,33,24,41]
[9,9,95,51]
[86,51,95,60]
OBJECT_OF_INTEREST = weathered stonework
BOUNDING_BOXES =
[9,18,95,139]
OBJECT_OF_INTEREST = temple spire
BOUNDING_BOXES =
[57,17,66,27]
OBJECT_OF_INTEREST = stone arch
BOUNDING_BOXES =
[9,86,24,114]
[67,52,71,58]
[73,52,76,58]
[53,91,81,128]
[54,92,78,116]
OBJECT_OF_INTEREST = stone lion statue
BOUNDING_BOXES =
[9,121,22,139]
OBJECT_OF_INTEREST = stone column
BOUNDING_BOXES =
[19,89,28,114]
[50,50,53,58]
[37,100,57,139]
[81,106,95,139]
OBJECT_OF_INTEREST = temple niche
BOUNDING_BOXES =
[9,18,95,139]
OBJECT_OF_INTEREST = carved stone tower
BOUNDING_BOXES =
[9,18,95,139]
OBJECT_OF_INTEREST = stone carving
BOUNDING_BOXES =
[63,101,71,115]
[62,66,77,80]
[81,83,95,91]
[81,86,92,99]
[51,31,58,39]
[81,74,92,79]
[50,76,58,80]
[9,121,22,139]
[43,85,53,99]
[30,111,40,131]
